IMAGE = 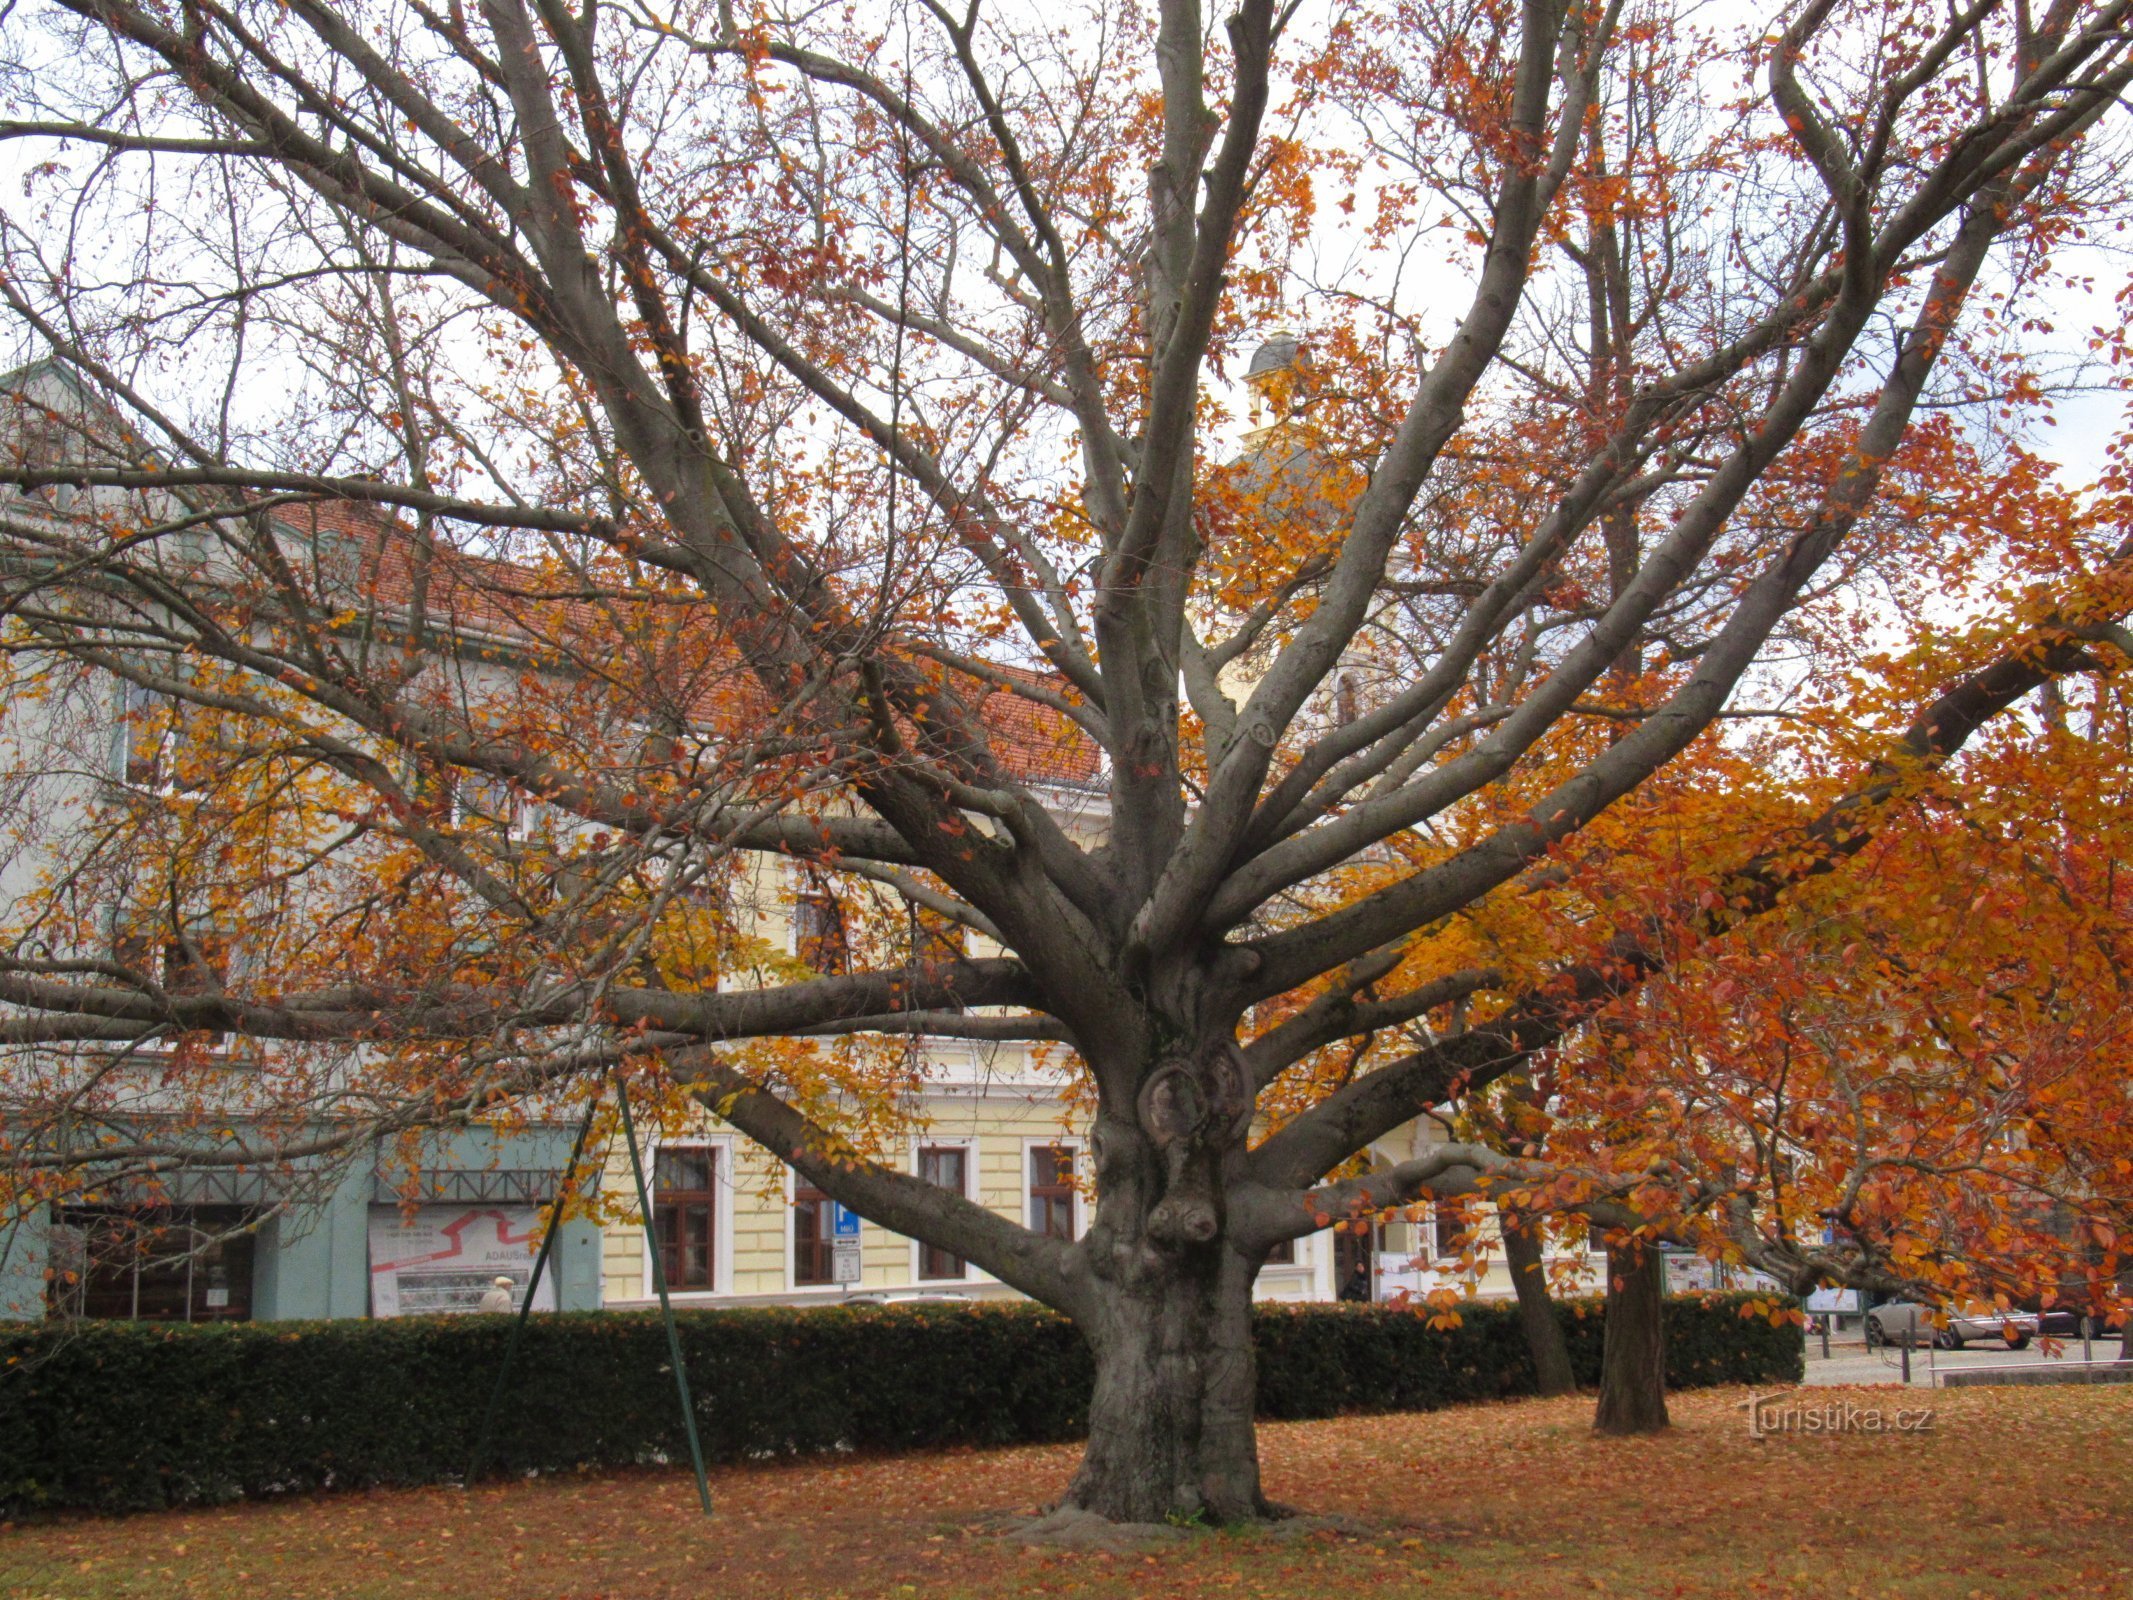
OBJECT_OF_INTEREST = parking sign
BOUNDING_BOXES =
[831,1203,862,1284]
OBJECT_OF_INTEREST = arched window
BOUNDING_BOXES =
[1334,673,1359,726]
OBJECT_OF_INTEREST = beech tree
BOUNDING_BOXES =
[1536,633,2133,1358]
[5,0,2133,1523]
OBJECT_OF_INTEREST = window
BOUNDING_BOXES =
[793,1175,836,1286]
[910,904,967,968]
[1029,1145,1076,1241]
[1334,672,1360,726]
[917,1146,968,1279]
[112,930,225,993]
[909,903,969,1012]
[1264,1236,1296,1266]
[8,406,75,511]
[794,892,850,974]
[1433,1201,1463,1259]
[114,678,212,793]
[653,1146,716,1290]
[453,770,525,834]
[637,727,682,772]
[409,762,528,835]
[111,926,232,1049]
[118,680,164,788]
[48,1208,255,1322]
[1334,1219,1374,1302]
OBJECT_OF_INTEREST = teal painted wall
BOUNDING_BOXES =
[3,1123,602,1321]
[0,1212,48,1322]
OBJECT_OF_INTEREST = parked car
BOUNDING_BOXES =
[839,1291,973,1305]
[2027,1305,2114,1337]
[1863,1300,2036,1350]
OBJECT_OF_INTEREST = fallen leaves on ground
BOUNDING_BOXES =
[2,1385,2129,1600]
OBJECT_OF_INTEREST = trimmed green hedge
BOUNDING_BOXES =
[1251,1291,1803,1417]
[0,1292,1798,1514]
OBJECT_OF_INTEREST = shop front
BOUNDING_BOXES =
[6,1125,604,1323]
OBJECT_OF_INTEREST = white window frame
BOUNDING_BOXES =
[1021,1136,1085,1242]
[450,769,537,839]
[112,675,199,797]
[105,920,242,1060]
[636,1134,734,1300]
[909,1137,977,1283]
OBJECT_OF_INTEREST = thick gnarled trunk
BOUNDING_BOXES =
[1059,1033,1270,1525]
[1064,1245,1264,1523]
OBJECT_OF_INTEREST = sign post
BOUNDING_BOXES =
[831,1203,862,1286]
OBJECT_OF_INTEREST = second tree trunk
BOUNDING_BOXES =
[1502,1211,1579,1397]
[1593,1240,1669,1434]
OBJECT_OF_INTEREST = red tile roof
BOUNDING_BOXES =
[275,502,1102,788]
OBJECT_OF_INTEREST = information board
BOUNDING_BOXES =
[367,1205,558,1317]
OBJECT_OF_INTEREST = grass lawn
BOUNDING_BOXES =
[3,1383,2128,1599]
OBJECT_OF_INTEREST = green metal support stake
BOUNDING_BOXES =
[615,1072,714,1516]
[466,1092,602,1490]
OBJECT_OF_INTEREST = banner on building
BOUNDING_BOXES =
[367,1205,557,1317]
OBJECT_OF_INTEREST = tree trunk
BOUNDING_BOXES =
[1057,1036,1271,1528]
[1502,1211,1578,1397]
[1061,1238,1265,1524]
[1592,1240,1669,1435]
[2120,1265,2132,1362]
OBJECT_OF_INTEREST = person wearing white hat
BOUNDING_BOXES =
[476,1276,516,1314]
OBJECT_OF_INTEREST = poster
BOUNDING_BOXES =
[1661,1252,1719,1293]
[367,1205,557,1318]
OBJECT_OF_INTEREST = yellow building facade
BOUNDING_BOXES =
[592,836,1361,1309]
[589,852,1601,1311]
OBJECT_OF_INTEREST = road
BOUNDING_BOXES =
[1801,1332,2125,1387]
